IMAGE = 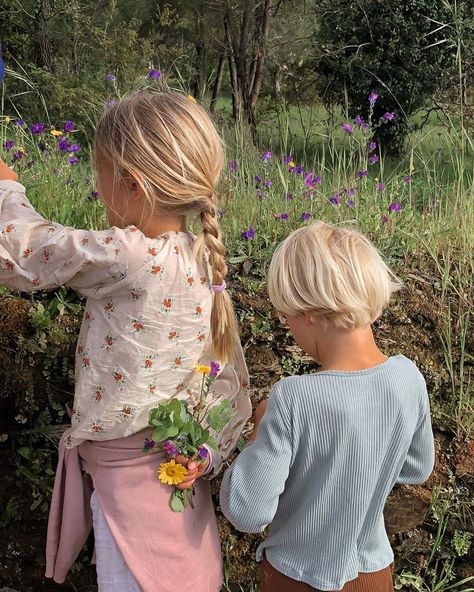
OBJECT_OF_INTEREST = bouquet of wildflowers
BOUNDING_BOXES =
[144,362,234,511]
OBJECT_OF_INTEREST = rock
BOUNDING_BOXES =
[384,485,432,536]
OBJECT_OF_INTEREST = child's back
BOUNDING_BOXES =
[221,355,433,590]
[220,222,434,592]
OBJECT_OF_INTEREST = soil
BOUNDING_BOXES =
[0,254,473,591]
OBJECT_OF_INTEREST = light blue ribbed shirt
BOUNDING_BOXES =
[220,355,435,591]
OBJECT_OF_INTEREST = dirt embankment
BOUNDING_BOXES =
[0,254,473,591]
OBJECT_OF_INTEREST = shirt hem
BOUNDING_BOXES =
[257,551,394,591]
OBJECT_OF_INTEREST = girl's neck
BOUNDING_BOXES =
[136,214,187,239]
[316,325,388,373]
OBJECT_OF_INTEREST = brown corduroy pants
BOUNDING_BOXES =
[260,557,394,592]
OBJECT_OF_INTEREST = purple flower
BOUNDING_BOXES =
[381,112,395,122]
[16,119,24,127]
[66,177,74,185]
[210,361,220,378]
[64,120,75,133]
[369,92,378,106]
[354,115,364,126]
[376,182,385,192]
[106,73,116,81]
[3,139,14,150]
[229,160,238,172]
[148,69,161,79]
[286,193,293,201]
[329,195,340,206]
[255,175,262,185]
[163,440,179,456]
[58,138,69,152]
[242,228,255,240]
[280,213,288,220]
[362,122,370,132]
[30,122,45,135]
[389,202,402,212]
[257,190,263,200]
[342,123,354,134]
[381,215,389,224]
[357,169,369,178]
[283,155,292,164]
[301,212,311,222]
[304,172,321,188]
[106,98,117,108]
[68,155,79,165]
[295,166,304,175]
[347,187,356,197]
[264,179,272,188]
[346,199,355,208]
[143,438,155,451]
[261,151,272,162]
[67,143,81,153]
[198,447,209,460]
[403,175,412,183]
[38,141,47,152]
[369,154,379,165]
[369,141,377,152]
[12,150,24,161]
[91,191,100,200]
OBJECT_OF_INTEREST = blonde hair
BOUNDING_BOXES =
[94,92,237,361]
[268,222,401,328]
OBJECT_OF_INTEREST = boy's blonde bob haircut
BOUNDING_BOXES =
[268,222,401,328]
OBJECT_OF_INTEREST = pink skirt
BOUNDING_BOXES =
[46,428,223,592]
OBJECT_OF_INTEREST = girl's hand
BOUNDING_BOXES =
[248,399,268,441]
[0,157,18,182]
[174,454,210,490]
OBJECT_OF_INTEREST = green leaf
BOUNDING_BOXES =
[18,447,31,460]
[206,436,218,451]
[169,489,186,512]
[207,401,235,431]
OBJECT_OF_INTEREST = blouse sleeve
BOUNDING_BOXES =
[0,180,147,296]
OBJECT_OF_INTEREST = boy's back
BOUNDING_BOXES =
[220,355,434,591]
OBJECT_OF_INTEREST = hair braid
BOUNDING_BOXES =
[197,206,238,362]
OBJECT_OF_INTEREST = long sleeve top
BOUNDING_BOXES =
[0,180,251,466]
[220,355,435,591]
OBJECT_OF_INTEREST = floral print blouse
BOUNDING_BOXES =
[0,181,251,469]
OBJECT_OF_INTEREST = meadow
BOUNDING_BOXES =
[0,82,473,591]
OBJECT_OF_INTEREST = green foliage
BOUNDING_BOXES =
[312,0,465,153]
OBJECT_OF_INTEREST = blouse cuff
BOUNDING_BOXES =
[0,179,26,193]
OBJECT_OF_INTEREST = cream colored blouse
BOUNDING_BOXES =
[0,180,251,469]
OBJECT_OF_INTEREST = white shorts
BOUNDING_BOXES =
[90,490,141,592]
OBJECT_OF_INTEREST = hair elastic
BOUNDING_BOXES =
[211,281,227,293]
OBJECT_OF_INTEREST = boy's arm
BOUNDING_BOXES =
[219,382,292,533]
[396,383,435,484]
[0,164,146,295]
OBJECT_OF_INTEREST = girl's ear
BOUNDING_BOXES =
[128,173,144,201]
[303,311,313,325]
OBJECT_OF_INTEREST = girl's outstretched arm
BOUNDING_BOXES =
[0,172,147,295]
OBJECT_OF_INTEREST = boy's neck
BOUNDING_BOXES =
[317,325,388,373]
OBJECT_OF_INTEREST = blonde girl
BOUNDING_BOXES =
[0,93,251,592]
[220,222,434,592]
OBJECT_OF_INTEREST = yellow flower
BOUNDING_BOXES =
[158,460,187,486]
[195,364,211,375]
[5,116,11,124]
[50,129,62,137]
[187,95,197,103]
[288,161,295,168]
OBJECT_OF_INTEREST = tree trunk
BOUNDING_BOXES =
[34,0,53,69]
[210,51,225,114]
